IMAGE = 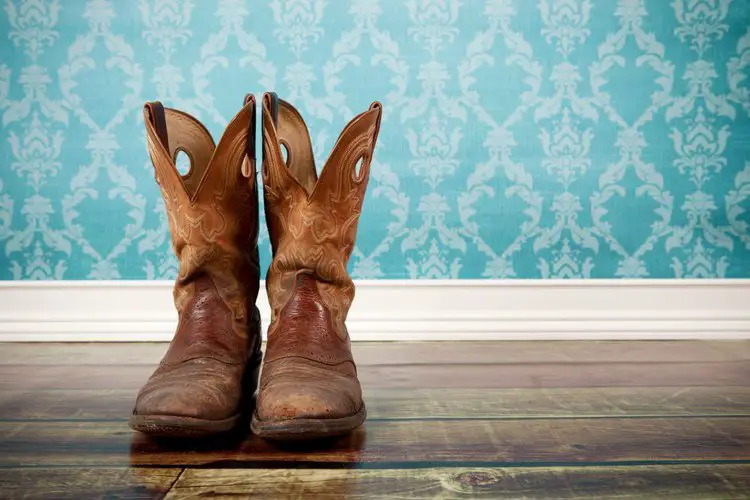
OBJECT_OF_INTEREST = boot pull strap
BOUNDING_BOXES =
[143,102,216,198]
[261,91,279,180]
[243,94,256,178]
[144,101,169,152]
[263,92,279,128]
[360,101,383,181]
[270,92,279,127]
[262,93,319,194]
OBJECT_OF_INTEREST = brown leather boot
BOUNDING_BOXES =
[129,96,262,437]
[251,92,382,440]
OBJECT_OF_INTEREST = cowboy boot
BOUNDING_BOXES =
[251,92,382,440]
[129,96,262,437]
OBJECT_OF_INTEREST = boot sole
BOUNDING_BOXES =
[250,405,366,441]
[128,412,243,438]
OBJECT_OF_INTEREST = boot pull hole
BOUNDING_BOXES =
[174,148,192,177]
[353,155,366,182]
[280,141,291,168]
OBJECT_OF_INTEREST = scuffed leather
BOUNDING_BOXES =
[134,357,247,421]
[257,274,361,420]
[256,356,361,420]
[256,94,382,423]
[132,100,261,423]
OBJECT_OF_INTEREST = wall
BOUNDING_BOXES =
[1,0,749,280]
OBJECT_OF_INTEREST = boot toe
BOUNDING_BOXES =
[256,360,361,421]
[133,359,243,421]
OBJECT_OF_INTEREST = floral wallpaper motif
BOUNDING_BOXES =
[1,0,749,279]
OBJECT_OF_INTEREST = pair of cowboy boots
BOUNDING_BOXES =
[128,93,382,441]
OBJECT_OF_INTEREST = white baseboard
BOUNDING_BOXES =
[0,279,748,341]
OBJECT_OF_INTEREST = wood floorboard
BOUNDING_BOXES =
[1,387,750,420]
[0,467,181,500]
[1,417,749,467]
[2,360,749,390]
[164,465,750,499]
[1,465,749,499]
[1,340,748,365]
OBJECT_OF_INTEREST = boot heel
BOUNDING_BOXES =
[246,305,263,390]
[241,306,264,410]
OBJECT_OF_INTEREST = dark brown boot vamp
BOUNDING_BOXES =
[255,357,362,421]
[133,358,246,421]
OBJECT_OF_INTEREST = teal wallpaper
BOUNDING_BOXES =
[1,0,750,280]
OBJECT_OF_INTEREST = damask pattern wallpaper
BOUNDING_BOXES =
[1,0,749,280]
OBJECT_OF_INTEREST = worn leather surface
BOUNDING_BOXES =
[132,99,261,422]
[257,93,382,422]
[257,274,361,420]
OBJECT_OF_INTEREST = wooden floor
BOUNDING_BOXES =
[1,341,750,499]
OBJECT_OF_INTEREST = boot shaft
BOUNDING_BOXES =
[260,93,382,334]
[143,98,260,340]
